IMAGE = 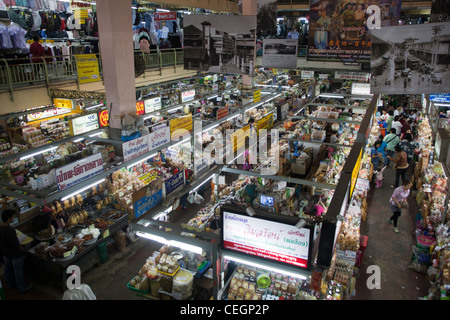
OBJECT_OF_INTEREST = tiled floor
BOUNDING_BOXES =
[1,166,430,300]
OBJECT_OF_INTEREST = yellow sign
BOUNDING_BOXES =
[75,54,101,84]
[170,115,193,140]
[253,90,261,103]
[53,98,74,109]
[230,124,251,153]
[257,113,273,135]
[350,149,363,199]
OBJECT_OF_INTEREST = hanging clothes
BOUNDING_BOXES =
[8,24,28,50]
[31,10,41,31]
[0,23,13,50]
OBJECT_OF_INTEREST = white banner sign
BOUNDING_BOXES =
[351,83,371,95]
[301,70,315,79]
[70,113,99,135]
[144,96,162,113]
[335,71,370,82]
[222,211,310,268]
[181,89,195,103]
[27,107,72,122]
[149,124,170,151]
[122,135,150,163]
[56,153,103,191]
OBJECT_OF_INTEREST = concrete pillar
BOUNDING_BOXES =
[241,0,257,86]
[96,0,136,130]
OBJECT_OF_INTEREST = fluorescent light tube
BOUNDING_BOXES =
[89,131,103,138]
[127,153,157,169]
[223,254,307,280]
[319,94,344,99]
[61,179,105,201]
[170,137,190,148]
[156,8,170,12]
[20,147,58,160]
[85,104,103,110]
[136,232,203,254]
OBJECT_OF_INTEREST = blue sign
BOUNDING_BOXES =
[165,171,184,195]
[430,94,450,103]
[134,188,163,219]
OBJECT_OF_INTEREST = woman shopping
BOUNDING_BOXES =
[388,145,409,188]
[387,180,412,233]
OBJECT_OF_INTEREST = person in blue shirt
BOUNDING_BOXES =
[371,141,383,174]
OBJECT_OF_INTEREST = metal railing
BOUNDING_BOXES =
[0,48,184,100]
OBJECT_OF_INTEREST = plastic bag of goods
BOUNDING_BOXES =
[172,269,194,299]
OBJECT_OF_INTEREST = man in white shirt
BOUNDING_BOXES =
[391,115,402,135]
[287,28,299,39]
[393,106,403,117]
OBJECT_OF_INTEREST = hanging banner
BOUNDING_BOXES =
[27,107,72,122]
[262,39,298,69]
[122,135,150,163]
[301,70,315,79]
[307,0,372,63]
[430,0,450,23]
[253,89,261,103]
[257,0,278,34]
[75,54,100,84]
[165,171,185,195]
[53,98,74,109]
[153,12,177,21]
[149,124,170,151]
[334,71,370,82]
[216,106,229,120]
[180,89,196,103]
[56,153,103,191]
[257,112,273,135]
[170,115,193,139]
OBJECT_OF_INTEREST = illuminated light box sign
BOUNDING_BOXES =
[430,94,450,103]
[351,82,371,95]
[69,113,99,135]
[144,96,162,113]
[222,211,311,269]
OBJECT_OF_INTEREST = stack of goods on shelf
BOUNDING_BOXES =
[108,169,147,216]
[225,265,315,300]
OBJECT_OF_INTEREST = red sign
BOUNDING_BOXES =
[154,12,177,21]
[136,101,145,115]
[216,107,229,120]
[98,110,109,127]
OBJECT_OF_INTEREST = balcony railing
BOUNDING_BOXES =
[0,48,184,100]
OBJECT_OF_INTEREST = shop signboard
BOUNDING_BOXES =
[351,82,371,95]
[27,107,72,122]
[180,89,196,103]
[153,11,177,21]
[230,124,251,153]
[56,153,103,191]
[334,71,370,82]
[301,70,314,79]
[133,180,163,219]
[222,210,312,269]
[350,148,363,199]
[170,115,193,140]
[257,112,273,135]
[277,103,289,121]
[149,124,170,151]
[216,106,229,120]
[165,171,185,196]
[75,54,100,84]
[98,110,109,127]
[53,98,74,109]
[429,94,450,103]
[69,113,99,135]
[136,101,145,115]
[122,134,150,163]
[144,96,162,113]
[253,90,261,103]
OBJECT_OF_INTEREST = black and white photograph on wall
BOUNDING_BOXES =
[370,22,450,94]
[262,39,298,68]
[183,15,256,75]
[257,0,278,37]
[430,0,450,22]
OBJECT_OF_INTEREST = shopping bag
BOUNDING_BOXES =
[187,192,196,204]
[194,192,204,204]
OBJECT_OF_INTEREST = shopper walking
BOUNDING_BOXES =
[386,110,394,131]
[383,128,400,167]
[391,115,402,135]
[387,180,412,233]
[0,209,33,293]
[388,145,409,188]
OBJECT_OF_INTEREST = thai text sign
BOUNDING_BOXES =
[165,171,184,195]
[56,153,103,191]
[75,54,100,84]
[70,113,99,135]
[170,115,193,139]
[122,135,150,163]
[222,211,310,268]
[133,184,163,219]
[149,124,170,151]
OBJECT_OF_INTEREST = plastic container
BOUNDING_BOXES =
[416,235,436,250]
[97,242,108,263]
